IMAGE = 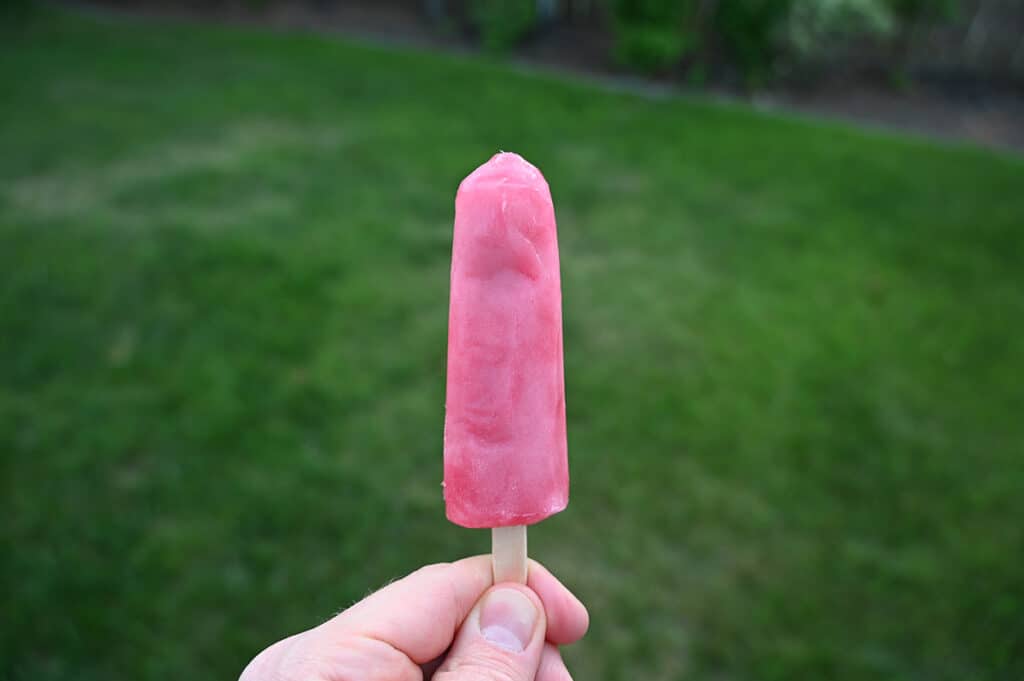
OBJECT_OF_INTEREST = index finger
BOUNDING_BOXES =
[316,555,588,663]
[528,559,590,645]
[323,555,493,663]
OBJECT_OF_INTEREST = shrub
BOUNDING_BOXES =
[786,0,896,60]
[471,1,537,53]
[886,0,960,25]
[885,0,960,82]
[610,0,698,74]
[714,0,793,86]
[2,0,34,20]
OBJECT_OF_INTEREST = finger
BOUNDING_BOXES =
[239,633,302,681]
[244,555,590,680]
[536,643,573,681]
[421,653,446,679]
[319,555,493,664]
[433,584,547,681]
[527,561,590,645]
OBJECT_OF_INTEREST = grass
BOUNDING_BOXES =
[2,6,1023,681]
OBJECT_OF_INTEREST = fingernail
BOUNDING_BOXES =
[478,587,538,653]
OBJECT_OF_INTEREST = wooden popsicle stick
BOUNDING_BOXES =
[491,525,528,584]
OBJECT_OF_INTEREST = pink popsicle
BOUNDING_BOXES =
[444,152,569,529]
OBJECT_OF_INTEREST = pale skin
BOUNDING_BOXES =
[240,556,589,681]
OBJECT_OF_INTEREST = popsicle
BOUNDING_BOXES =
[443,152,569,583]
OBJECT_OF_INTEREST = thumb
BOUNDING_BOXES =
[433,584,547,681]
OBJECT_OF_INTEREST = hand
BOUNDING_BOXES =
[240,555,589,681]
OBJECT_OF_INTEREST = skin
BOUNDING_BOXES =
[240,556,589,681]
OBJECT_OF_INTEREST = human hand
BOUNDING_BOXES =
[240,555,589,681]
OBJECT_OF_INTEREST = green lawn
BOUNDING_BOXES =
[2,6,1023,681]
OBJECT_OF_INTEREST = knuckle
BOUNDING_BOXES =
[434,649,526,681]
[409,562,453,579]
[308,634,419,681]
[241,632,418,681]
[240,636,306,681]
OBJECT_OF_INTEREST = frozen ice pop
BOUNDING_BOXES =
[443,152,569,555]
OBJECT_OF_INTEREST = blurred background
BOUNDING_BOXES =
[1,1,1022,680]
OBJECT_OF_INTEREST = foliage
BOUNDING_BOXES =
[4,7,1024,681]
[714,0,793,85]
[610,0,697,74]
[470,0,537,53]
[0,0,34,21]
[887,0,960,24]
[612,22,691,73]
[786,0,896,58]
[884,0,961,81]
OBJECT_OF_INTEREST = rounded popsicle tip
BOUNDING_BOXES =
[459,152,548,194]
[453,151,558,281]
